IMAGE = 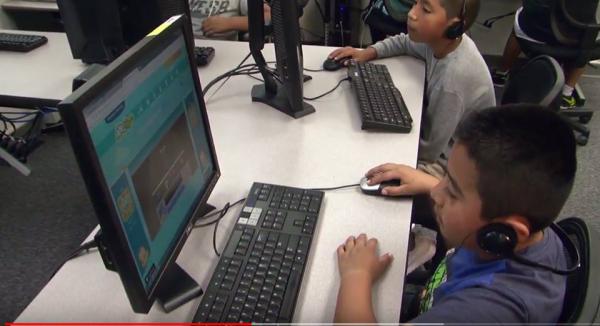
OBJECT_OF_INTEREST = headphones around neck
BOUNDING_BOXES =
[444,0,466,39]
[476,222,581,275]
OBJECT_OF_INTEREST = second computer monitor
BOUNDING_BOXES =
[58,0,192,64]
[248,0,315,118]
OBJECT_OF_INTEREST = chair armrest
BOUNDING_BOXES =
[560,0,600,30]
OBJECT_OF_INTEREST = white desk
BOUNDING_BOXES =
[14,34,426,322]
[0,30,86,108]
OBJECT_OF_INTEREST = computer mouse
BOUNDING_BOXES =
[323,57,351,71]
[359,176,402,196]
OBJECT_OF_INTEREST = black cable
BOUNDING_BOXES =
[303,77,350,100]
[48,240,98,281]
[203,52,252,96]
[308,183,360,191]
[213,220,221,257]
[193,198,246,257]
[303,67,324,72]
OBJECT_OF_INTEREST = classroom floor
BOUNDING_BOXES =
[1,66,599,324]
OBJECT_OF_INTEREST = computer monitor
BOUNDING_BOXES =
[248,0,315,118]
[58,0,191,64]
[58,15,219,313]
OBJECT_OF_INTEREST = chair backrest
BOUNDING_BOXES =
[384,0,415,22]
[550,0,600,48]
[501,55,564,110]
[557,217,600,323]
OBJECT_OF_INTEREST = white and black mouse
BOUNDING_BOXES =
[359,176,402,196]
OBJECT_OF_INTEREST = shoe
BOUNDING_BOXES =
[491,69,508,86]
[561,95,577,110]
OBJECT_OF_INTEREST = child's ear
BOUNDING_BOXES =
[502,216,532,240]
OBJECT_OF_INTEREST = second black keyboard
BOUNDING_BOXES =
[348,62,413,132]
[0,32,48,52]
[193,182,324,323]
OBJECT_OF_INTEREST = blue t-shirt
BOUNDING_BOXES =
[412,228,569,323]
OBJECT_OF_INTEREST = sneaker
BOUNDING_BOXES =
[491,68,508,86]
[561,95,577,110]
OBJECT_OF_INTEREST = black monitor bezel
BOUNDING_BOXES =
[58,15,220,313]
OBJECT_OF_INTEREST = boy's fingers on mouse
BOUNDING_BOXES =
[382,185,410,196]
[370,170,399,185]
[365,164,388,179]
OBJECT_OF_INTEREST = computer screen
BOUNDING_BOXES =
[59,15,219,313]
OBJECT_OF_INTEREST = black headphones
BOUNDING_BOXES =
[444,0,466,39]
[476,222,581,275]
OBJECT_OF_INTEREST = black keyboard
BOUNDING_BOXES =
[194,46,215,66]
[193,182,324,323]
[0,32,48,52]
[348,62,413,132]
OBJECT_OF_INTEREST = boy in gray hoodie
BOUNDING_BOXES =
[330,0,494,180]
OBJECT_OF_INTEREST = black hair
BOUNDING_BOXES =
[439,0,480,31]
[454,104,576,232]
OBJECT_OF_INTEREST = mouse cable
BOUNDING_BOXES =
[303,77,350,101]
[48,240,98,281]
[303,67,324,72]
[194,198,246,257]
[308,183,360,191]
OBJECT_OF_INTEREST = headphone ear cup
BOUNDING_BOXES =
[476,223,518,257]
[445,21,464,39]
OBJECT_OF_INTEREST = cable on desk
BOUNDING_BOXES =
[194,198,246,257]
[203,52,253,97]
[303,77,350,101]
[303,67,325,72]
[48,240,98,281]
[308,183,360,191]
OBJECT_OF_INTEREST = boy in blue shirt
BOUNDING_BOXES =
[334,105,575,323]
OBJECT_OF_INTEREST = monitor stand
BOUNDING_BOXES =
[154,263,203,313]
[251,83,315,119]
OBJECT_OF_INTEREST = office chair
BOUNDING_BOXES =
[502,55,591,145]
[557,217,600,323]
[515,0,597,141]
[364,0,414,42]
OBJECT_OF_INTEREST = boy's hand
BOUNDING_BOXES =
[365,163,440,196]
[328,47,377,65]
[202,16,234,36]
[337,234,393,284]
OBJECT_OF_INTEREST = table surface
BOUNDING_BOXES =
[13,34,426,322]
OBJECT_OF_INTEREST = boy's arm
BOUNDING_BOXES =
[202,4,270,35]
[334,272,377,322]
[334,234,393,323]
[370,33,428,60]
[419,90,464,163]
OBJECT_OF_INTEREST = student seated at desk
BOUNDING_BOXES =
[329,0,495,177]
[334,104,575,323]
[491,0,587,109]
[189,0,271,39]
